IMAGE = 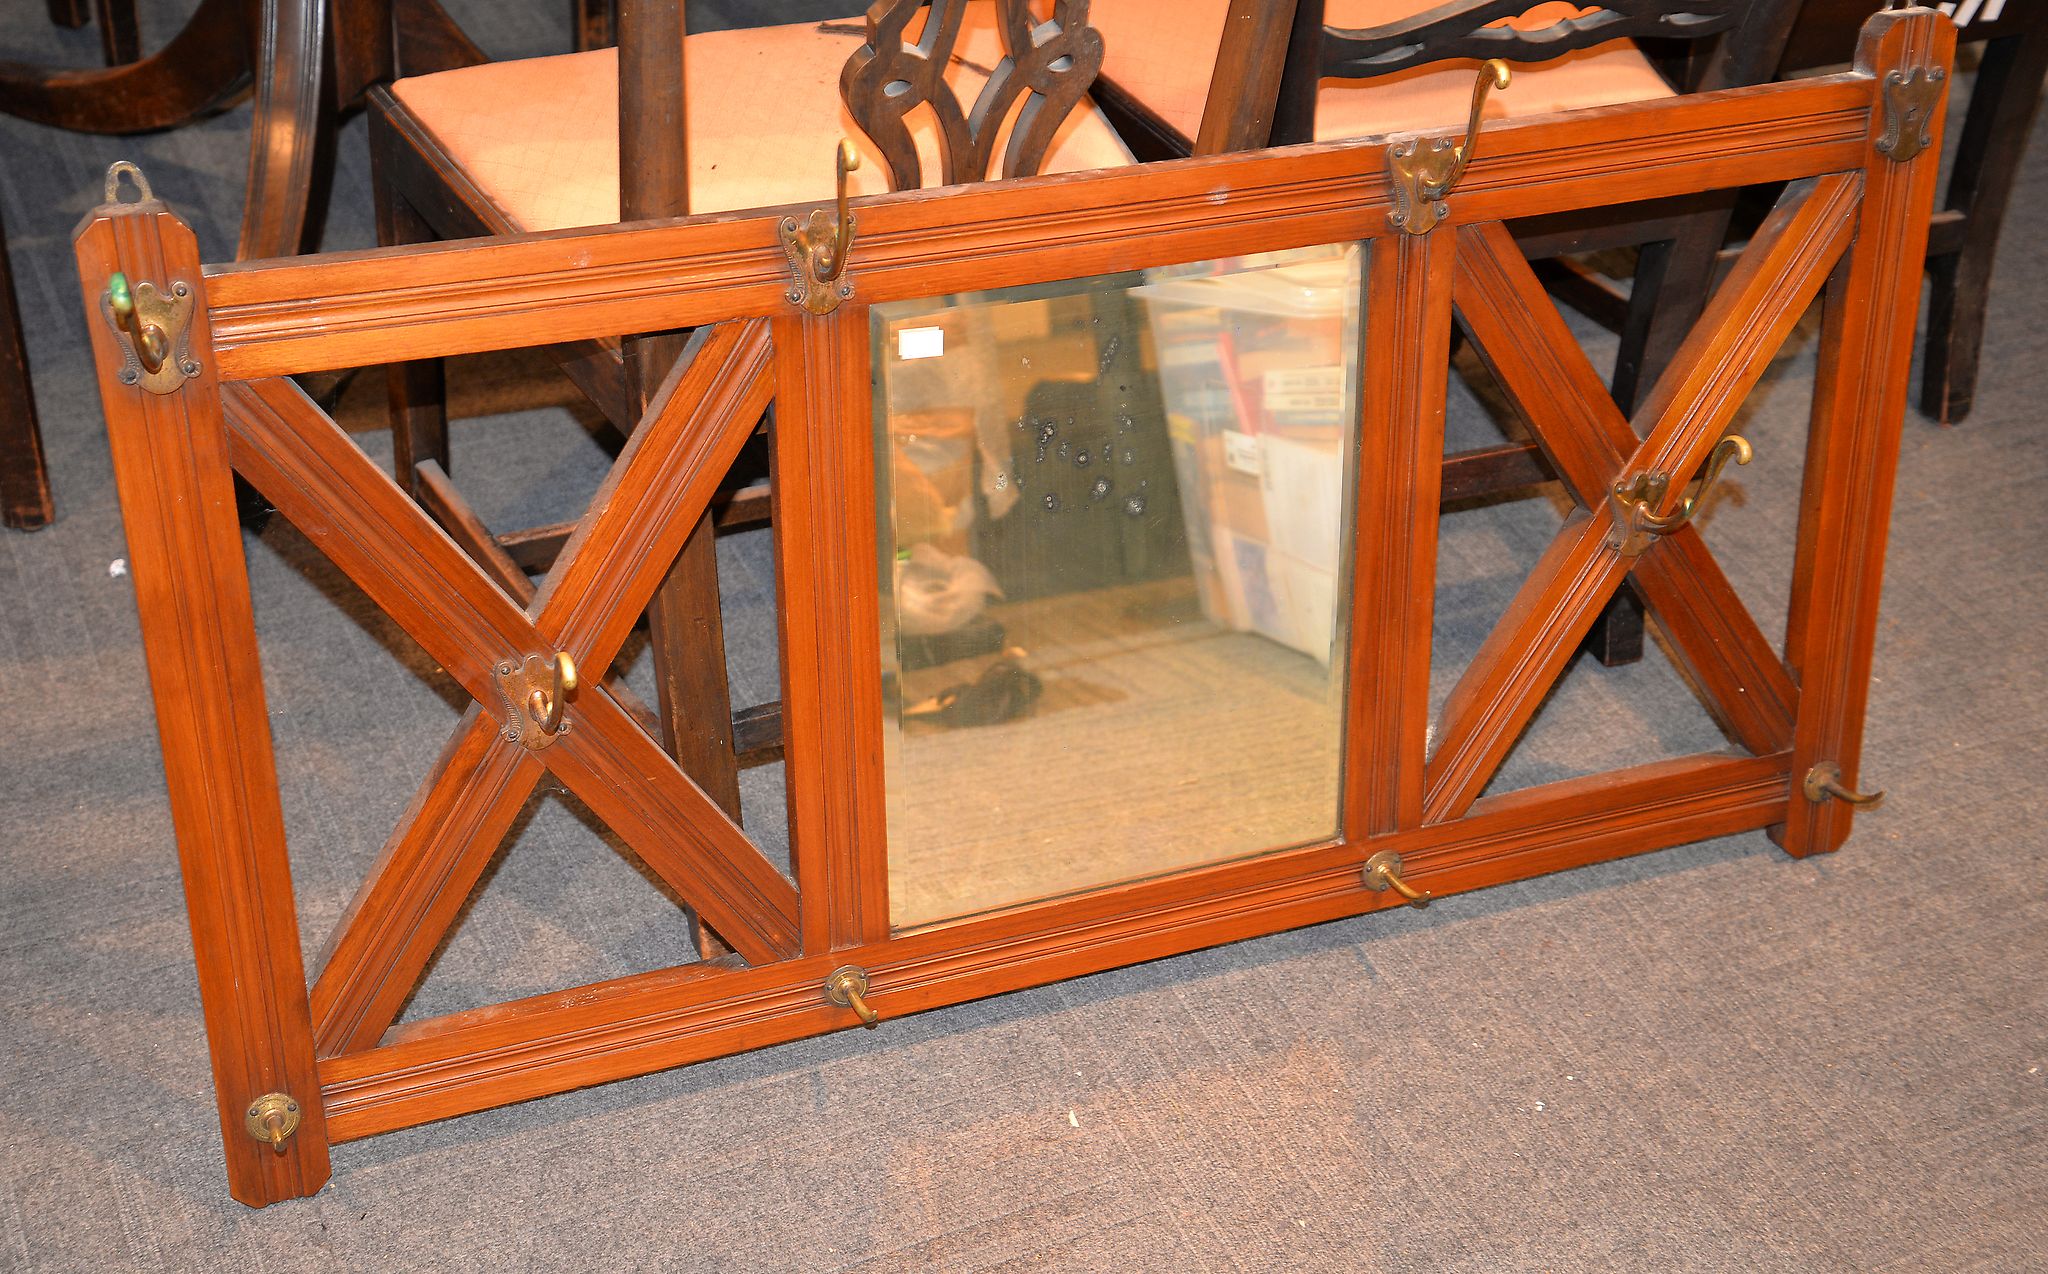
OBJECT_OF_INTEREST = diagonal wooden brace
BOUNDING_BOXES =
[222,323,796,1023]
[1424,172,1860,823]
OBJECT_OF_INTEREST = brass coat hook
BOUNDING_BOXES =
[1388,59,1511,235]
[107,273,166,374]
[494,651,577,749]
[101,270,198,393]
[1803,763,1884,808]
[780,140,862,314]
[243,1093,302,1154]
[824,965,879,1027]
[1363,850,1431,908]
[1608,434,1752,556]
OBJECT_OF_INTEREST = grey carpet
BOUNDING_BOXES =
[3,4,2044,1271]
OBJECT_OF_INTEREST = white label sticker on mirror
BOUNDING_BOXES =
[898,326,945,360]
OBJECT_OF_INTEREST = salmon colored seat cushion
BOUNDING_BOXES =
[1093,0,1676,145]
[390,5,1134,233]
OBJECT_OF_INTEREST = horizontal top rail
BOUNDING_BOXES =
[200,74,1875,381]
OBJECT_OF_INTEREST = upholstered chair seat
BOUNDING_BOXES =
[389,5,1135,233]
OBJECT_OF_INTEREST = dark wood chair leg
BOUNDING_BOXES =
[1610,202,1735,415]
[1581,583,1646,667]
[1,211,54,532]
[372,114,448,494]
[647,514,745,823]
[573,0,616,52]
[1582,197,1734,669]
[236,0,331,260]
[1919,25,2048,425]
[631,329,746,962]
[0,0,248,132]
[45,0,89,28]
[92,0,141,66]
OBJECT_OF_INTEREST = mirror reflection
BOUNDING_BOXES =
[874,243,1366,927]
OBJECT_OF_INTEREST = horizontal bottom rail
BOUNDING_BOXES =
[319,749,1792,1141]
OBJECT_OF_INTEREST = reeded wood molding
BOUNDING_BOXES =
[773,309,891,953]
[1423,173,1858,824]
[74,206,332,1205]
[1425,513,1631,823]
[309,709,541,1056]
[530,322,774,660]
[1343,231,1451,837]
[317,750,1793,1141]
[415,458,531,599]
[203,77,1876,381]
[222,337,799,965]
[1780,10,1955,857]
[1451,220,1799,755]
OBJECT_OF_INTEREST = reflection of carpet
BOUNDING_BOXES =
[887,578,1345,927]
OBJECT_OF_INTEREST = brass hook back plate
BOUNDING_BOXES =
[494,652,577,750]
[100,272,199,394]
[244,1092,302,1154]
[1876,67,1945,163]
[1607,434,1752,557]
[1388,60,1510,235]
[780,141,861,314]
[824,965,880,1028]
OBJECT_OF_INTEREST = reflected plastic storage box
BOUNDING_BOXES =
[1134,251,1359,663]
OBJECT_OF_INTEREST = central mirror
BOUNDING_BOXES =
[872,243,1368,927]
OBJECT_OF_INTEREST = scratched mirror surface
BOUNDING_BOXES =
[873,243,1366,928]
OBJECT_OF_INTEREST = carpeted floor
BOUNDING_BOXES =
[2,4,2044,1272]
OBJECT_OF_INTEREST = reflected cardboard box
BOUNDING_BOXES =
[1139,249,1360,663]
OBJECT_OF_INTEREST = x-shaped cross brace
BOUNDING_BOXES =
[1423,173,1861,824]
[220,319,795,1056]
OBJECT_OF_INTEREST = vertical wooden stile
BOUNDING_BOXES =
[773,307,891,950]
[1779,8,1955,856]
[1343,231,1453,838]
[73,191,331,1207]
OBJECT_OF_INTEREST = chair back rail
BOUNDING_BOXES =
[1261,0,1804,148]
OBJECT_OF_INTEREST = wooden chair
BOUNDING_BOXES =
[1086,0,1802,664]
[41,0,139,67]
[368,0,1129,944]
[0,0,493,532]
[2,205,54,530]
[1777,0,2043,424]
[2,0,150,531]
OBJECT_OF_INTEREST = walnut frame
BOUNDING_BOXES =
[75,9,1951,1208]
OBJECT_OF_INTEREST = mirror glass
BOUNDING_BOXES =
[873,243,1367,927]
